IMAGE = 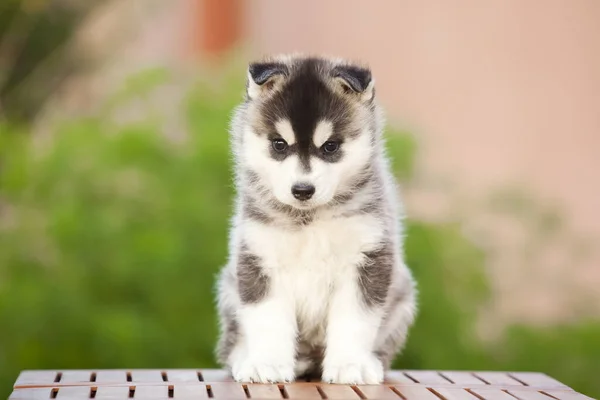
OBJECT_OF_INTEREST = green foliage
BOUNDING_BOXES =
[0,70,599,399]
[386,132,417,181]
[399,220,490,369]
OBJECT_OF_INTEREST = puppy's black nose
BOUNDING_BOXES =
[291,183,315,201]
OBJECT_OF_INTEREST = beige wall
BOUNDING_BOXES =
[246,0,600,327]
[247,0,600,228]
[45,0,600,329]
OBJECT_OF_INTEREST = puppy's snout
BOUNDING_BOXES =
[291,183,315,201]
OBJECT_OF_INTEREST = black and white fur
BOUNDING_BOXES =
[216,54,417,384]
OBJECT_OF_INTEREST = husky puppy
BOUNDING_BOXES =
[215,54,417,384]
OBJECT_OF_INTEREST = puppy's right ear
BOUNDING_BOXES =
[247,61,288,100]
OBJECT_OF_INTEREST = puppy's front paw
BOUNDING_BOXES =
[322,354,383,384]
[232,359,295,383]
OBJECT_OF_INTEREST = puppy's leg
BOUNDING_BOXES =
[322,244,398,384]
[374,270,417,369]
[230,249,296,383]
[216,265,240,367]
[322,277,384,384]
[232,296,297,383]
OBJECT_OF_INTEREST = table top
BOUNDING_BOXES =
[8,368,594,400]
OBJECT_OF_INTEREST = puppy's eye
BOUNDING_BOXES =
[272,139,288,152]
[322,141,339,153]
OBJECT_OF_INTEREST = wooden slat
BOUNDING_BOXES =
[405,371,452,385]
[318,383,362,399]
[470,388,520,400]
[55,386,93,399]
[475,372,524,386]
[396,386,441,400]
[283,383,324,399]
[14,371,58,386]
[509,373,571,389]
[386,370,418,384]
[164,369,200,383]
[134,385,170,398]
[440,372,488,385]
[9,369,589,400]
[208,382,248,399]
[94,386,130,399]
[199,369,234,382]
[431,387,482,400]
[507,389,555,400]
[172,384,210,399]
[544,391,595,400]
[357,384,403,399]
[9,388,55,399]
[95,370,128,384]
[246,383,285,399]
[131,370,164,383]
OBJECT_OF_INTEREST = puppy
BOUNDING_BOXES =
[215,54,417,384]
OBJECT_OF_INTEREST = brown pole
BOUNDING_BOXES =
[194,0,242,57]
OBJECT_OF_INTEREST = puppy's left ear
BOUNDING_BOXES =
[331,64,375,103]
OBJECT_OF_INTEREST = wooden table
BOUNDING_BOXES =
[8,369,594,399]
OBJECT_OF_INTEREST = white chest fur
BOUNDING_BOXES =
[242,214,385,342]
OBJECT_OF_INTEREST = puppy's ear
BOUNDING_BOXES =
[331,64,375,102]
[247,61,288,100]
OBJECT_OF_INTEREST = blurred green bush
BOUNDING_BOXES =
[0,68,598,399]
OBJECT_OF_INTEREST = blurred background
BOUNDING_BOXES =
[1,0,599,398]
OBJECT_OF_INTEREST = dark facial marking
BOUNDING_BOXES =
[258,58,360,171]
[237,245,269,303]
[359,241,394,307]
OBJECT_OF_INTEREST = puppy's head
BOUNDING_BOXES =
[236,54,380,210]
